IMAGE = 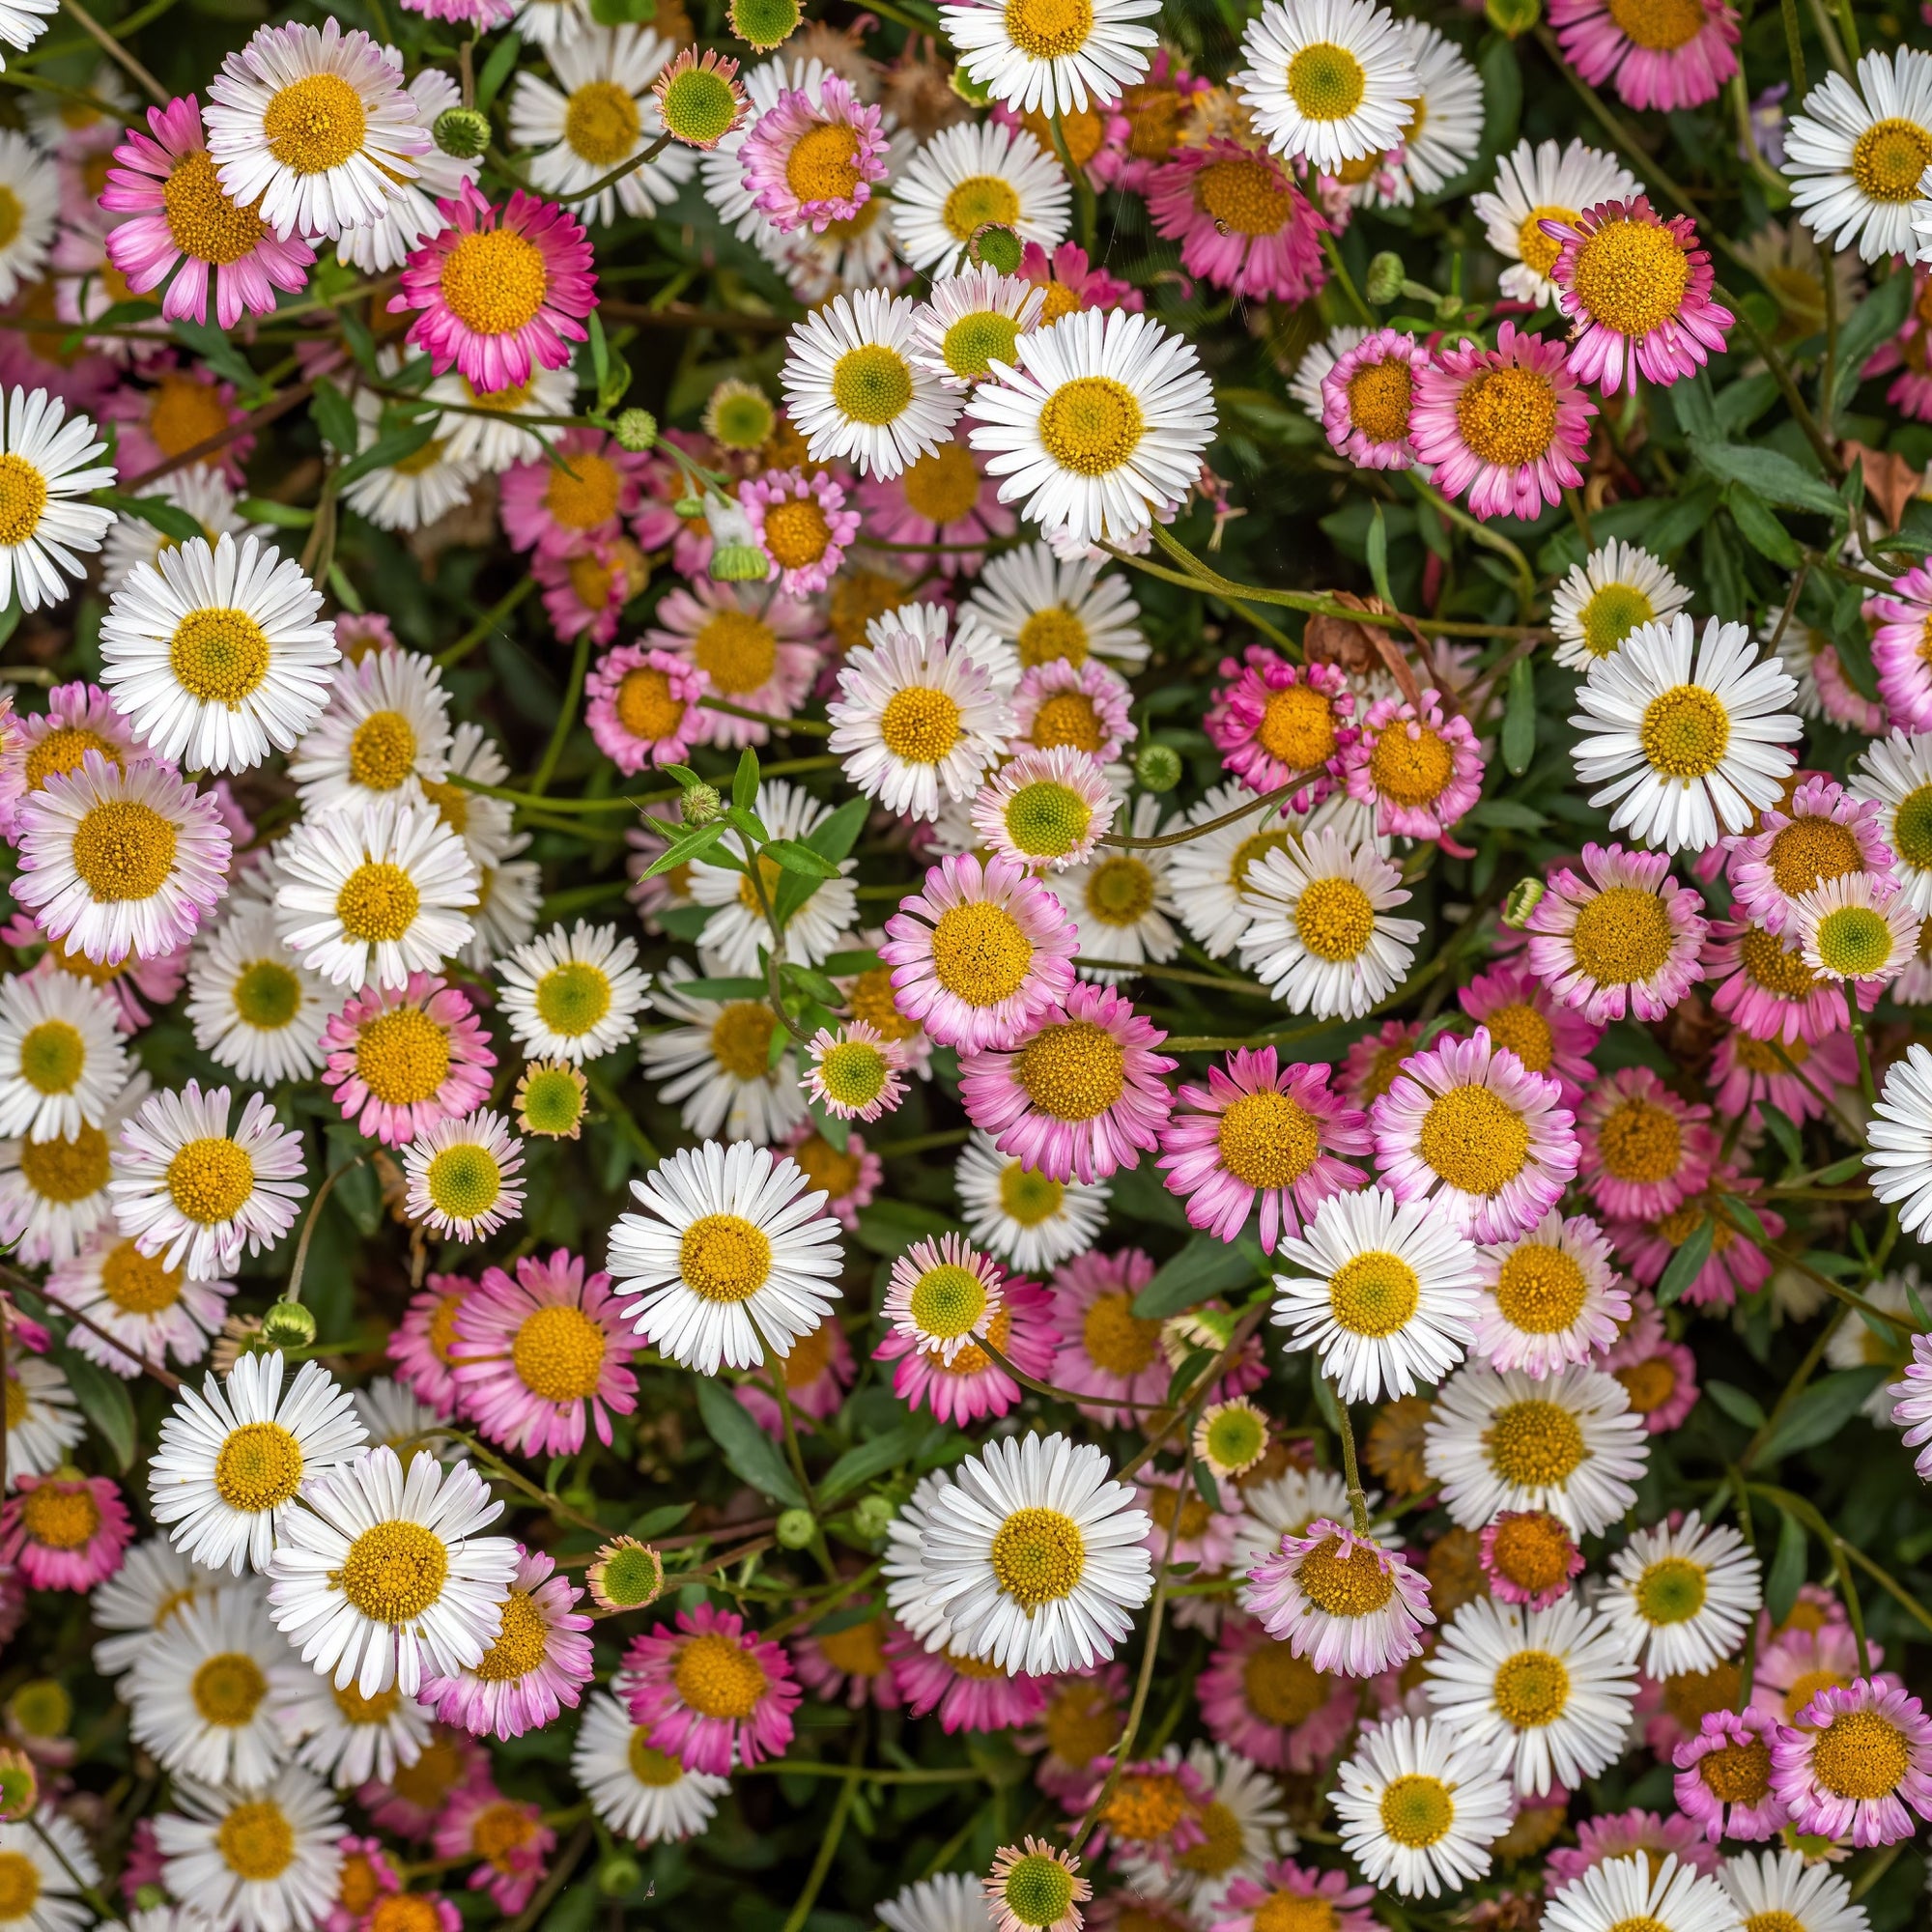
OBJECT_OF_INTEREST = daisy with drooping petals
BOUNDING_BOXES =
[1329,1715,1516,1899]
[1217,1861,1377,1932]
[1602,1510,1761,1678]
[403,1111,525,1244]
[791,1606,901,1711]
[1712,1023,1859,1130]
[434,1777,553,1912]
[1345,689,1484,841]
[45,1227,232,1377]
[0,970,126,1144]
[1233,0,1418,176]
[420,1544,593,1740]
[1773,1677,1932,1845]
[1146,140,1326,304]
[1551,540,1691,671]
[155,1769,344,1932]
[642,579,823,748]
[186,897,336,1085]
[1785,50,1932,264]
[1241,1517,1433,1677]
[1,1469,131,1588]
[573,1689,728,1844]
[1528,842,1710,1025]
[320,974,493,1149]
[623,1601,800,1773]
[941,0,1157,117]
[0,386,114,614]
[1206,652,1355,805]
[862,442,1019,579]
[1673,1709,1787,1841]
[1548,0,1738,111]
[1473,1210,1629,1377]
[1792,873,1922,986]
[1473,137,1643,309]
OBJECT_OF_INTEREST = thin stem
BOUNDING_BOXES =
[971,1330,1177,1413]
[1408,473,1535,610]
[762,1560,883,1642]
[1846,982,1879,1107]
[31,1819,115,1921]
[700,695,832,736]
[561,128,674,206]
[1047,112,1096,253]
[122,380,316,494]
[400,1426,611,1538]
[526,627,592,797]
[1098,776,1310,851]
[502,1821,592,1932]
[58,0,165,103]
[1073,956,1273,997]
[778,1731,864,1932]
[1320,233,1375,326]
[436,576,539,668]
[282,1155,367,1308]
[1328,1375,1373,1536]
[739,1761,984,1783]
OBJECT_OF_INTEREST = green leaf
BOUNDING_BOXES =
[852,1199,963,1257]
[807,796,870,865]
[1758,1367,1890,1463]
[474,29,523,110]
[1719,1193,1768,1243]
[1469,797,1548,831]
[1809,1152,1867,1185]
[693,1377,806,1508]
[643,820,730,876]
[1311,1368,1345,1433]
[1704,1379,1767,1429]
[1133,1233,1263,1320]
[236,497,317,529]
[1726,486,1804,568]
[762,838,841,879]
[1830,268,1916,414]
[1501,657,1536,777]
[587,308,611,399]
[627,1503,694,1538]
[677,977,769,1001]
[336,420,437,488]
[310,378,360,458]
[170,318,268,401]
[1366,504,1393,608]
[733,749,760,810]
[819,1420,931,1504]
[1691,440,1843,518]
[96,490,205,543]
[1766,1507,1807,1625]
[1192,1462,1222,1512]
[1670,373,1721,442]
[55,1344,137,1472]
[1655,1216,1715,1306]
[822,948,883,975]
[1761,1104,1804,1169]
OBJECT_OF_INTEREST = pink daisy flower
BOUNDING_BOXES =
[623,1603,801,1775]
[1727,775,1896,936]
[1,679,148,823]
[1157,1048,1371,1248]
[1212,1861,1377,1932]
[393,185,596,394]
[856,442,1015,578]
[1046,1249,1169,1426]
[1473,1209,1630,1377]
[387,1273,476,1416]
[1340,1018,1423,1111]
[641,579,825,748]
[1369,1026,1579,1242]
[1320,327,1428,470]
[1891,1330,1932,1482]
[584,644,708,775]
[1345,688,1485,841]
[1870,266,1932,420]
[972,748,1117,873]
[1204,650,1356,804]
[1198,1612,1360,1774]
[401,0,513,22]
[1771,1678,1932,1847]
[99,96,314,329]
[1145,140,1326,302]
[448,1249,637,1457]
[324,1836,399,1932]
[1240,1519,1433,1678]
[321,974,495,1149]
[881,852,1079,1052]
[98,361,250,485]
[740,467,859,595]
[1702,914,1863,1044]
[803,1021,913,1123]
[499,427,648,558]
[1409,322,1595,521]
[874,1274,1055,1424]
[1548,0,1739,111]
[959,983,1177,1185]
[1601,1327,1700,1434]
[357,1727,488,1839]
[1526,841,1710,1023]
[1087,48,1212,192]
[1674,1709,1787,1842]
[1546,1808,1720,1886]
[0,914,188,1033]
[779,1122,883,1232]
[1577,1066,1715,1221]
[534,536,651,646]
[1709,1023,1858,1129]
[1009,657,1136,763]
[1069,1748,1213,1868]
[1017,240,1144,323]
[739,76,888,234]
[1479,1510,1584,1610]
[1749,1622,1885,1730]
[1457,962,1602,1105]
[789,1610,902,1711]
[1610,1171,1784,1311]
[885,1631,1052,1731]
[1018,1664,1129,1795]
[420,1545,593,1740]
[1865,561,1932,728]
[735,1311,855,1438]
[432,1777,554,1914]
[0,1471,131,1589]
[1137,1469,1242,1573]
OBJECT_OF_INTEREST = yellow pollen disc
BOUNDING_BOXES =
[1016,607,1089,668]
[848,966,920,1042]
[1734,1033,1798,1075]
[0,453,46,550]
[1029,691,1105,752]
[1083,855,1154,926]
[1741,924,1822,996]
[166,1134,254,1224]
[1,1377,23,1428]
[1782,1666,1851,1723]
[163,150,268,266]
[1811,1708,1911,1801]
[1494,1243,1589,1333]
[1347,358,1414,444]
[545,450,622,528]
[934,1299,1009,1375]
[675,1628,768,1718]
[990,1504,1086,1607]
[628,1731,686,1785]
[19,1485,100,1549]
[216,1800,296,1882]
[355,1007,450,1106]
[692,609,779,694]
[792,1132,863,1202]
[1216,1089,1320,1189]
[335,862,421,945]
[1640,683,1731,780]
[1635,1553,1708,1625]
[758,497,831,573]
[902,442,984,525]
[338,1854,384,1920]
[1482,1002,1553,1074]
[943,172,1022,241]
[815,1614,889,1679]
[192,1650,269,1726]
[18,1019,83,1096]
[1002,779,1093,858]
[1486,1399,1586,1488]
[1379,1772,1454,1847]
[1195,157,1292,237]
[263,71,368,176]
[1293,874,1376,962]
[389,1736,465,1807]
[534,960,611,1039]
[1815,904,1894,978]
[1455,365,1558,467]
[1851,117,1932,202]
[214,1420,306,1513]
[1493,1648,1571,1726]
[708,1002,777,1080]
[425,1144,501,1221]
[368,1899,442,1932]
[1418,1083,1530,1196]
[879,684,964,763]
[785,120,862,203]
[929,899,1035,1006]
[0,186,20,254]
[1081,1290,1159,1374]
[908,1262,989,1340]
[615,667,683,741]
[1742,1912,1804,1932]
[1490,1512,1574,1592]
[339,1518,449,1623]
[1605,0,1706,46]
[781,1319,836,1389]
[1698,1735,1772,1804]
[333,1681,402,1724]
[1570,217,1690,337]
[1572,886,1674,985]
[1370,724,1455,809]
[1257,684,1338,767]
[99,1238,183,1315]
[831,344,914,427]
[1254,1895,1338,1932]
[1243,1640,1329,1725]
[1297,1534,1395,1616]
[171,608,270,707]
[25,725,118,792]
[1177,1799,1243,1877]
[145,374,229,461]
[474,1588,553,1681]
[1037,376,1145,476]
[1015,1019,1125,1122]
[1516,202,1577,279]
[1580,582,1656,659]
[1003,0,1094,58]
[1891,780,1932,868]
[1042,1679,1118,1764]
[565,77,639,167]
[347,709,418,790]
[1285,41,1367,120]
[679,1211,773,1303]
[1328,1248,1421,1337]
[71,799,178,902]
[512,1301,608,1402]
[471,1803,537,1868]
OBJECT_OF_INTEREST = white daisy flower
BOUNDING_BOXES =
[639,964,807,1147]
[0,386,115,614]
[1118,1740,1287,1913]
[1288,325,1369,415]
[781,287,963,479]
[1234,0,1418,176]
[99,466,261,588]
[1424,1359,1649,1536]
[883,1469,960,1651]
[267,1444,518,1697]
[1601,1508,1762,1678]
[1043,792,1181,982]
[954,1129,1110,1272]
[1236,824,1422,1018]
[1866,1040,1932,1235]
[966,541,1149,672]
[1570,613,1802,854]
[335,67,480,273]
[496,921,650,1064]
[0,130,56,302]
[272,795,478,992]
[0,0,54,70]
[1230,1464,1383,1577]
[911,1430,1153,1675]
[421,719,523,873]
[1387,19,1484,199]
[186,899,337,1086]
[352,1374,458,1469]
[1269,1182,1481,1403]
[1423,1592,1639,1795]
[879,1874,996,1932]
[891,122,1072,275]
[464,855,542,973]
[912,270,1051,393]
[1783,47,1932,263]
[90,1534,222,1678]
[1719,1849,1863,1932]
[1470,138,1642,308]
[98,531,339,775]
[510,24,696,226]
[1166,783,1303,958]
[1471,1209,1630,1378]
[1792,873,1922,985]
[0,1811,98,1932]
[149,1351,368,1575]
[428,358,578,470]
[278,1661,435,1788]
[686,781,860,976]
[512,0,589,51]
[204,18,430,241]
[1852,729,1932,917]
[2,1350,81,1489]
[1544,1854,1744,1932]
[402,1109,525,1242]
[340,375,482,534]
[1829,1268,1919,1420]
[572,1690,730,1845]
[0,1071,150,1267]
[1329,1715,1515,1899]
[1549,539,1691,673]
[45,1225,234,1377]
[154,1766,344,1932]
[127,1584,308,1787]
[0,970,127,1143]
[939,0,1158,116]
[606,1136,844,1374]
[968,306,1216,548]
[286,645,453,817]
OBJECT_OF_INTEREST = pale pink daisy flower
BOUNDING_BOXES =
[1601,1324,1700,1435]
[1409,322,1595,521]
[534,535,651,646]
[1457,962,1602,1105]
[778,1121,883,1233]
[880,852,1079,1052]
[789,1609,902,1711]
[100,96,314,329]
[1609,1170,1784,1311]
[971,747,1117,872]
[320,974,495,1149]
[1709,1023,1858,1129]
[882,1232,1007,1367]
[0,679,147,821]
[1046,1248,1168,1426]
[356,1727,487,1839]
[740,467,859,595]
[1345,689,1485,840]
[857,442,1016,578]
[1212,1861,1377,1932]
[1792,871,1923,987]
[734,1309,855,1437]
[1545,1809,1720,1885]
[1772,1678,1932,1847]
[401,0,513,22]
[1727,775,1896,936]
[498,427,648,557]
[420,1546,593,1741]
[1750,1621,1887,1729]
[1548,0,1739,111]
[324,1836,399,1932]
[1890,1330,1932,1480]
[1370,1026,1579,1242]
[98,362,250,486]
[1867,562,1932,727]
[1,914,188,1034]
[987,1837,1092,1932]
[0,1471,132,1589]
[739,77,888,234]
[1067,1749,1213,1868]
[1479,1510,1584,1610]
[623,1603,801,1774]
[641,579,825,748]
[1577,1067,1715,1221]
[1009,657,1136,763]
[874,1274,1055,1424]
[1018,1665,1128,1795]
[959,983,1176,1185]
[387,1273,476,1417]
[1341,1018,1423,1111]
[433,1776,554,1914]
[803,1021,913,1123]
[393,185,597,394]
[1673,1709,1786,1843]
[1473,1209,1630,1376]
[1198,1612,1361,1774]
[1144,140,1326,302]
[1702,915,1863,1044]
[584,643,707,775]
[1241,1519,1433,1678]
[886,1631,1052,1732]
[448,1248,637,1457]
[1204,650,1355,804]
[1525,841,1710,1023]
[1320,327,1429,470]
[1156,1047,1371,1248]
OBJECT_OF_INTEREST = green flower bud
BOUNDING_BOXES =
[262,1300,317,1350]
[598,1855,644,1898]
[1134,742,1183,793]
[851,1492,896,1539]
[1364,251,1406,305]
[728,0,801,52]
[971,224,1023,274]
[613,407,659,452]
[673,496,707,519]
[710,542,772,582]
[1486,0,1543,36]
[775,1507,816,1548]
[1502,877,1547,929]
[432,106,492,161]
[682,782,724,826]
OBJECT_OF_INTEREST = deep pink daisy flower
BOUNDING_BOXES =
[585,644,708,775]
[1546,1808,1720,1886]
[1749,1621,1888,1731]
[1702,914,1868,1044]
[499,427,649,558]
[1009,657,1136,764]
[323,1836,400,1932]
[1709,1023,1858,1129]
[386,1272,477,1416]
[739,76,888,234]
[1526,841,1710,1024]
[1045,1248,1169,1426]
[393,184,596,395]
[448,1248,638,1457]
[740,467,859,596]
[420,1545,594,1741]
[1865,562,1932,728]
[1577,1066,1715,1221]
[1345,688,1485,840]
[640,579,827,749]
[1156,1048,1371,1248]
[1728,775,1896,936]
[534,536,651,646]
[1479,1510,1584,1610]
[1085,49,1211,193]
[432,1776,554,1913]
[1546,197,1733,394]
[1600,1327,1700,1435]
[1212,1860,1377,1932]
[1869,266,1932,421]
[1204,650,1356,804]
[1409,322,1595,522]
[1066,1749,1214,1868]
[1548,0,1739,111]
[735,1309,855,1438]
[321,973,495,1148]
[789,1609,903,1711]
[1017,240,1144,321]
[99,96,314,329]
[1144,139,1326,302]
[1240,1519,1433,1679]
[1320,327,1428,470]
[356,1726,488,1839]
[874,1275,1054,1424]
[1673,1709,1787,1842]
[1016,1663,1129,1795]
[856,442,1014,579]
[1198,1611,1361,1774]
[0,1471,131,1589]
[1340,1018,1424,1112]
[1771,1677,1932,1847]
[623,1603,801,1775]
[1609,1167,1783,1311]
[1457,961,1603,1105]
[884,1628,1051,1731]
[778,1121,884,1232]
[959,982,1177,1184]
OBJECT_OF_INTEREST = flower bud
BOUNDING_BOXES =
[971,224,1023,274]
[728,0,801,52]
[682,782,724,826]
[261,1300,317,1350]
[776,1507,816,1548]
[432,106,491,161]
[1134,742,1182,793]
[598,1854,644,1897]
[1501,877,1547,929]
[612,407,658,452]
[585,1537,666,1612]
[851,1492,896,1539]
[0,1748,36,1823]
[1486,0,1543,35]
[1364,251,1406,305]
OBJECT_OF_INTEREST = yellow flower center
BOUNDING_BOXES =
[1782,1665,1851,1723]
[1811,1708,1910,1800]
[0,1854,37,1924]
[474,1588,553,1681]
[347,709,418,791]
[944,178,1024,253]
[1851,117,1932,202]
[785,121,861,204]
[1693,1734,1772,1805]
[901,443,983,526]
[20,1484,99,1549]
[565,78,639,167]
[1003,0,1094,58]
[1814,905,1894,978]
[162,147,270,266]
[1083,855,1154,927]
[1475,1003,1549,1075]
[1195,156,1292,237]
[1379,1773,1454,1847]
[71,799,177,902]
[1572,886,1674,985]
[1489,1512,1575,1593]
[1255,1895,1338,1932]
[1293,874,1376,962]
[1028,690,1105,752]
[1570,217,1690,337]
[1297,1533,1395,1616]
[930,900,1035,1006]
[1640,683,1731,780]
[1177,1800,1244,1877]
[628,1733,685,1785]
[369,1899,443,1932]
[792,1131,863,1201]
[1636,1553,1708,1625]
[231,957,301,1029]
[692,609,779,695]
[1243,1639,1330,1725]
[25,724,118,792]
[192,1650,269,1726]
[991,1504,1086,1606]
[1256,684,1338,768]
[1740,924,1822,996]
[1002,779,1094,859]
[675,1629,768,1718]
[1328,1249,1421,1337]
[355,1006,450,1106]
[1286,42,1367,120]
[756,497,829,574]
[1455,365,1558,467]
[1493,1648,1571,1725]
[1014,1019,1124,1122]
[615,667,684,742]
[816,1038,888,1108]
[1037,376,1145,475]
[545,449,622,528]
[1579,581,1655,659]
[534,960,611,1040]
[335,861,422,944]
[1001,1854,1076,1931]
[679,1212,773,1302]
[99,1238,183,1314]
[814,1613,889,1678]
[424,1143,502,1221]
[1215,1089,1320,1188]
[1891,781,1932,868]
[831,344,914,426]
[1515,203,1577,279]
[1016,606,1089,668]
[1486,1399,1586,1488]
[471,1802,536,1870]
[149,373,232,459]
[1346,357,1414,444]
[847,964,921,1040]
[213,1420,305,1512]
[1080,1290,1160,1374]
[879,685,964,763]
[708,1001,776,1078]
[216,1799,296,1882]
[263,71,368,175]
[1418,1083,1530,1196]
[1042,1678,1118,1764]
[512,1301,608,1401]
[1370,724,1455,809]
[17,1019,84,1097]
[333,1680,401,1724]
[1605,0,1705,44]
[166,1135,254,1224]
[439,227,552,338]
[338,1518,449,1623]
[908,1261,989,1341]
[1494,1243,1589,1333]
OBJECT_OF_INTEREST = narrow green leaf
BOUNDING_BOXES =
[1691,440,1843,518]
[1133,1233,1261,1320]
[55,1345,137,1472]
[1760,1104,1804,1169]
[819,1421,930,1504]
[1655,1217,1716,1306]
[676,977,769,1000]
[733,749,760,810]
[236,497,317,529]
[1501,656,1536,776]
[474,29,523,110]
[1366,504,1393,608]
[1726,486,1804,568]
[627,1503,694,1538]
[1704,1379,1768,1429]
[95,491,205,543]
[762,838,841,879]
[310,378,360,458]
[1766,1507,1807,1625]
[1719,1193,1768,1243]
[693,1377,806,1508]
[336,420,437,488]
[1758,1368,1889,1463]
[643,821,729,877]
